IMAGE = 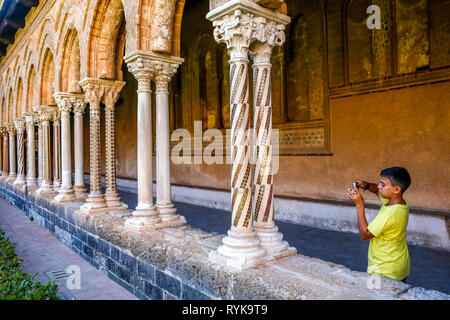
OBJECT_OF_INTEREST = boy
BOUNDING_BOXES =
[346,167,411,283]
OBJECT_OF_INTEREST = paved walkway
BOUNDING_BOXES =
[117,189,450,295]
[0,197,137,300]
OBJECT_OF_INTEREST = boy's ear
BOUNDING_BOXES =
[393,185,402,194]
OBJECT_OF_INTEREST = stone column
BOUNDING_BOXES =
[52,110,61,190]
[102,82,128,211]
[53,93,78,202]
[251,40,295,260]
[23,113,38,187]
[6,122,17,183]
[37,119,43,184]
[0,127,8,179]
[154,60,185,224]
[13,118,26,187]
[34,105,57,194]
[206,5,265,270]
[0,127,2,176]
[79,79,107,213]
[72,97,88,199]
[124,53,161,230]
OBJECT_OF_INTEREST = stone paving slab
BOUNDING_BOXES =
[0,197,137,300]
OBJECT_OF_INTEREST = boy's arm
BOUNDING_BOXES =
[355,179,379,196]
[347,187,375,240]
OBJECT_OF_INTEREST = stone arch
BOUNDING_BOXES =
[60,27,81,93]
[15,77,24,118]
[7,87,14,122]
[40,48,56,105]
[37,18,56,57]
[189,33,222,129]
[172,0,186,57]
[26,65,37,112]
[87,0,126,80]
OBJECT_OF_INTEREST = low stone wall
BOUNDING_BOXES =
[0,180,448,300]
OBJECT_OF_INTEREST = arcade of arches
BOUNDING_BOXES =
[0,0,449,274]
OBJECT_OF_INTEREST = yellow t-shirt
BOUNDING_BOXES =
[367,195,410,281]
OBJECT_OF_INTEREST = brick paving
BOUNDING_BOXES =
[0,197,137,300]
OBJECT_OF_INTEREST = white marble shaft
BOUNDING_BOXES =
[52,110,61,190]
[33,105,58,194]
[37,121,43,184]
[13,118,26,186]
[206,0,291,270]
[6,123,17,182]
[53,93,80,202]
[0,128,3,176]
[73,98,88,198]
[23,113,38,186]
[0,127,7,177]
[124,51,185,230]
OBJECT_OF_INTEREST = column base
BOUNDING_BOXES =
[13,176,26,186]
[54,187,77,203]
[79,194,108,214]
[36,183,55,195]
[156,203,186,225]
[26,178,39,187]
[209,230,267,270]
[255,225,298,261]
[105,191,128,211]
[73,185,88,200]
[124,204,162,231]
[6,174,17,183]
[53,181,61,191]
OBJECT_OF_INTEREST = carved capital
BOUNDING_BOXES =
[7,122,16,135]
[23,112,38,130]
[152,61,179,92]
[79,79,105,106]
[52,110,61,123]
[54,93,74,114]
[13,118,26,133]
[33,105,58,123]
[73,97,87,115]
[0,126,7,136]
[102,81,125,107]
[207,0,290,60]
[126,58,154,91]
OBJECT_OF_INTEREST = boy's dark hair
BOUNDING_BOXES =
[380,167,411,193]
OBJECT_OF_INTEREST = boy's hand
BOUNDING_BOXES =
[346,187,364,207]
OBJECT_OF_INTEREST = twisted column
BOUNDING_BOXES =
[80,79,110,213]
[0,127,7,179]
[154,60,185,224]
[72,98,88,199]
[52,110,61,190]
[102,82,128,211]
[124,57,161,230]
[6,123,17,183]
[251,42,295,260]
[53,93,78,202]
[207,8,266,270]
[13,118,26,186]
[24,113,38,187]
[34,105,57,194]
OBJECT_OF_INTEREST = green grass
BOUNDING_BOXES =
[0,228,61,300]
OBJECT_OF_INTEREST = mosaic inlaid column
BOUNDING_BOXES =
[154,60,186,225]
[13,118,26,187]
[206,5,268,270]
[24,113,38,187]
[102,82,127,210]
[37,120,43,185]
[54,93,77,202]
[6,122,17,183]
[79,79,107,213]
[0,127,8,178]
[251,40,295,260]
[73,97,88,199]
[34,105,57,194]
[52,110,61,190]
[124,53,161,230]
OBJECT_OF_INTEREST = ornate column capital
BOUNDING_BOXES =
[79,78,105,106]
[33,105,58,123]
[152,61,180,92]
[13,118,26,133]
[125,51,184,92]
[0,126,7,136]
[7,122,16,135]
[52,109,61,123]
[206,0,290,60]
[102,81,125,108]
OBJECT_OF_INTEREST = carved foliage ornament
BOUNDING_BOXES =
[213,10,286,59]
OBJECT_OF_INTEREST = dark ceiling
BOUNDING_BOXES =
[0,0,38,57]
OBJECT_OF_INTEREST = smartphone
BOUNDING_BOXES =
[353,182,358,189]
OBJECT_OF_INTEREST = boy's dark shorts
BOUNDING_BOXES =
[401,277,408,283]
